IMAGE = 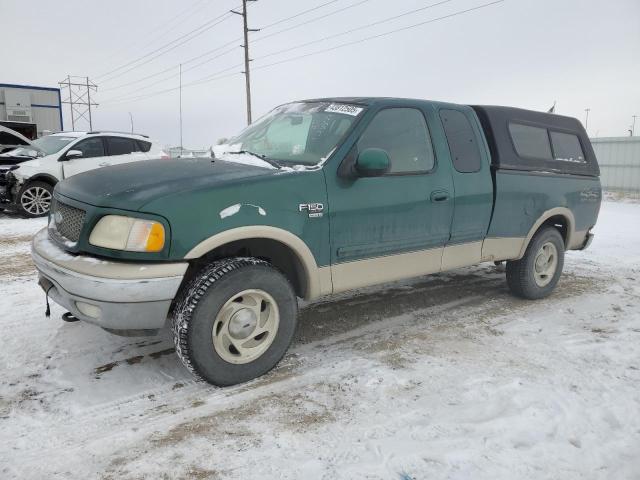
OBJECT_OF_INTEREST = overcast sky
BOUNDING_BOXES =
[2,0,639,147]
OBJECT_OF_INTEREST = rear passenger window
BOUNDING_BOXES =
[357,108,435,173]
[106,137,137,156]
[439,109,482,173]
[508,123,552,160]
[550,131,585,163]
[136,140,152,152]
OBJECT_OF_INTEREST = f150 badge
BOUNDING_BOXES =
[299,203,324,218]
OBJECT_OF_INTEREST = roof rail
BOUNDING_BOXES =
[87,131,149,138]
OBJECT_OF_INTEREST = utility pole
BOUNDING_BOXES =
[232,0,259,125]
[632,115,638,136]
[584,108,590,134]
[59,76,98,131]
[179,64,183,156]
[128,112,134,133]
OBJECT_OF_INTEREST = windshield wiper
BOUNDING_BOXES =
[226,150,281,169]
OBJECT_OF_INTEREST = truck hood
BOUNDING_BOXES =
[56,158,280,211]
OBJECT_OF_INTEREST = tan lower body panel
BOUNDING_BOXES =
[332,241,487,293]
[328,233,571,294]
[441,241,483,270]
[317,266,333,297]
[331,247,443,293]
[481,237,526,262]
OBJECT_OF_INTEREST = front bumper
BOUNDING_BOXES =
[31,228,188,332]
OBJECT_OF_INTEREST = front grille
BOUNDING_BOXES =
[51,199,86,243]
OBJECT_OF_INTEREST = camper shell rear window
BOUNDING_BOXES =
[471,105,599,177]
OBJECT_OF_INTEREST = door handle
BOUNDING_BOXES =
[99,162,110,167]
[430,190,450,203]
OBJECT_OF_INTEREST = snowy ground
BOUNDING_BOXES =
[0,201,639,480]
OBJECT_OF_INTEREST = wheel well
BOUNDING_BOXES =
[23,175,58,188]
[186,238,308,298]
[541,215,569,247]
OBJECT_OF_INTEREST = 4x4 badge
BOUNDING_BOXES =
[299,203,324,218]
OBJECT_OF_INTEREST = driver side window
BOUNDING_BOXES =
[357,108,435,174]
[71,138,105,159]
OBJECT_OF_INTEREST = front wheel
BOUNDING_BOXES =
[506,226,565,299]
[18,181,53,218]
[172,258,298,386]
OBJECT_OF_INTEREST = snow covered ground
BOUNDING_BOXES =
[0,201,639,480]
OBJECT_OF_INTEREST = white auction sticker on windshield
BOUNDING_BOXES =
[325,103,363,116]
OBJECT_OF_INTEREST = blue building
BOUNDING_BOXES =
[0,83,63,138]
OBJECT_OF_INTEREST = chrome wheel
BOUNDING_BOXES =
[533,241,558,287]
[212,289,280,364]
[21,186,52,215]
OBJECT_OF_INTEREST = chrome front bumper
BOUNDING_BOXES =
[31,228,188,332]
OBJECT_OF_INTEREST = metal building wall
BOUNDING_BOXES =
[0,84,63,136]
[591,137,640,197]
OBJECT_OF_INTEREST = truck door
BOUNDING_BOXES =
[438,108,493,269]
[328,106,454,292]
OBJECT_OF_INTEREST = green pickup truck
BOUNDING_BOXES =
[31,98,601,386]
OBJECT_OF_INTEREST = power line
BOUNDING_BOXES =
[98,0,213,66]
[100,0,357,93]
[255,0,453,62]
[101,44,239,93]
[99,0,503,108]
[98,12,234,83]
[96,7,239,82]
[252,0,372,45]
[259,0,340,29]
[101,68,242,106]
[118,0,446,98]
[252,0,503,72]
[108,0,450,96]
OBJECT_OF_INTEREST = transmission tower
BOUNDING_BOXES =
[59,76,99,130]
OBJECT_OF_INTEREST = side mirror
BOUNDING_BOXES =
[355,148,390,177]
[63,149,83,161]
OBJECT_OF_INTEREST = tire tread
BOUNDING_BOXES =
[506,227,564,300]
[171,257,293,383]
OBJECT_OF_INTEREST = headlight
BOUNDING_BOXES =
[89,215,165,252]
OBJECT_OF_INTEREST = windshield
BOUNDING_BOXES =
[10,135,77,157]
[226,101,364,166]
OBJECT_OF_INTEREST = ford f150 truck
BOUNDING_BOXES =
[31,98,601,386]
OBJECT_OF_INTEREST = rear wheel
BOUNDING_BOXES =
[172,258,298,386]
[18,181,53,218]
[506,227,565,299]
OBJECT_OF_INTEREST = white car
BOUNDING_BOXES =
[0,131,168,217]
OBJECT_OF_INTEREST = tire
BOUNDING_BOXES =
[17,181,54,218]
[172,257,298,386]
[506,226,565,300]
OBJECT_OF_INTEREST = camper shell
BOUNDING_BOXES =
[472,105,599,177]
